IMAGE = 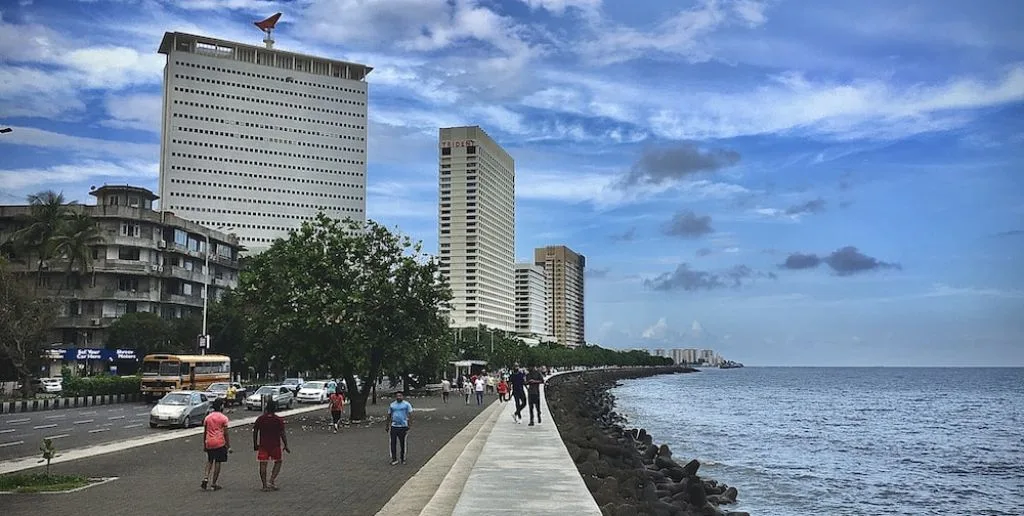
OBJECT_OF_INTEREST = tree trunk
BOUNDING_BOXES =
[20,371,32,399]
[349,390,368,421]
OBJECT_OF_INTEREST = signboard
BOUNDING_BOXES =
[441,139,475,149]
[198,335,210,349]
[40,348,139,361]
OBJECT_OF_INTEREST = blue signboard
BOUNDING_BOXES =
[42,348,138,361]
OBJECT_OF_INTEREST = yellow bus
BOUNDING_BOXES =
[140,353,231,401]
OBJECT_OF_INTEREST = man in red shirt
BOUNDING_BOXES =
[202,398,230,490]
[252,400,290,491]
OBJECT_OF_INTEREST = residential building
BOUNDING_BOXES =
[534,245,586,347]
[438,126,516,332]
[0,185,242,349]
[156,31,372,253]
[514,262,548,337]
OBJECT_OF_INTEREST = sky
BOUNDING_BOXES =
[1,0,1022,366]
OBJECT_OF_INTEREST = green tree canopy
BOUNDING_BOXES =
[105,312,172,357]
[236,214,452,420]
[0,259,58,397]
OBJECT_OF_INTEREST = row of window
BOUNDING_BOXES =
[169,205,358,220]
[173,113,365,142]
[170,152,364,177]
[175,61,366,95]
[170,139,365,166]
[172,86,366,119]
[173,100,366,131]
[169,165,363,188]
[196,221,293,232]
[174,73,366,107]
[176,126,364,154]
[169,179,363,201]
[167,192,361,212]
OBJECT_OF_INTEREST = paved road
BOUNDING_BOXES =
[0,402,287,461]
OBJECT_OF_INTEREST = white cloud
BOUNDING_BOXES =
[102,93,163,132]
[0,160,159,191]
[641,317,671,340]
[2,127,160,160]
[518,0,602,16]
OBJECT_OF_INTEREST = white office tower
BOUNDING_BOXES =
[514,263,548,337]
[156,32,372,253]
[438,126,516,332]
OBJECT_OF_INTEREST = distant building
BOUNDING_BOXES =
[438,126,516,332]
[514,263,549,338]
[156,31,372,253]
[535,245,586,347]
[0,185,242,349]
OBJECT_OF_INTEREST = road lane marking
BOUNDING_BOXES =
[44,414,67,420]
[134,413,150,417]
[4,418,31,425]
[88,429,110,434]
[80,411,97,415]
[44,434,70,440]
[0,441,25,448]
[122,424,143,429]
[108,415,125,420]
[74,419,95,424]
[33,424,58,429]
[0,429,16,434]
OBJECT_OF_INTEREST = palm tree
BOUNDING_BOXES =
[51,211,104,293]
[13,191,75,291]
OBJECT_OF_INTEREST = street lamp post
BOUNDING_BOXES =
[201,226,232,355]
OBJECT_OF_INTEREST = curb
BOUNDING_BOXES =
[0,393,142,414]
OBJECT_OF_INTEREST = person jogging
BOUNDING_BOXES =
[527,365,546,426]
[201,398,230,491]
[328,385,346,433]
[385,391,413,465]
[510,364,527,424]
[253,400,290,491]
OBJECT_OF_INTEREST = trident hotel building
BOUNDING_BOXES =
[156,32,372,252]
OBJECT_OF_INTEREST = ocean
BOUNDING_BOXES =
[611,367,1024,516]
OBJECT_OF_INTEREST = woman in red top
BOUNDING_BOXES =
[497,379,509,402]
[328,386,346,433]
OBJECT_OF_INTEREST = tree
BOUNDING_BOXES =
[237,214,451,420]
[0,259,58,398]
[206,290,249,374]
[51,211,103,293]
[105,312,171,358]
[13,191,75,290]
[168,316,202,353]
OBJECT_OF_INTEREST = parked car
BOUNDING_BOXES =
[149,391,212,428]
[245,385,295,411]
[281,377,305,394]
[296,381,330,403]
[39,378,63,394]
[206,382,246,406]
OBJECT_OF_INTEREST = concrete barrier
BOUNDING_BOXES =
[0,392,142,414]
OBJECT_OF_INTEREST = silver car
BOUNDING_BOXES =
[150,391,212,429]
[244,385,295,411]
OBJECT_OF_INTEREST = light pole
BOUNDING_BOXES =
[201,226,232,354]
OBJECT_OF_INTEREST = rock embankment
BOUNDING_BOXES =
[546,367,749,516]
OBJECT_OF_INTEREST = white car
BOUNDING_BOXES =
[40,378,63,394]
[245,385,295,411]
[296,381,330,403]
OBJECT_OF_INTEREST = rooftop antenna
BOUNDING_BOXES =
[254,12,282,49]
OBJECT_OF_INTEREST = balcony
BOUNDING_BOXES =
[161,293,203,307]
[102,288,160,302]
[94,260,157,275]
[54,316,117,329]
[163,265,204,283]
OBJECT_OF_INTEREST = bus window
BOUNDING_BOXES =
[142,360,181,376]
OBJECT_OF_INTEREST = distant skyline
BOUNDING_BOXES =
[1,1,1022,366]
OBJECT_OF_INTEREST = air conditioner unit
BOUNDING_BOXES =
[150,264,159,272]
[91,319,101,326]
[158,240,167,249]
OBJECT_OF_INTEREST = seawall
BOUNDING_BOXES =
[546,367,750,516]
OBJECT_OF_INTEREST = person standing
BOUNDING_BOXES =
[386,391,413,465]
[473,375,486,406]
[462,379,472,405]
[527,366,545,426]
[497,378,509,402]
[253,400,290,491]
[328,386,346,433]
[510,364,527,423]
[201,398,230,491]
[440,378,451,404]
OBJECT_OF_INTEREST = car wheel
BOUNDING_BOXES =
[149,422,157,429]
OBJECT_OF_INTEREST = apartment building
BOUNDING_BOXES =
[534,245,586,347]
[514,262,548,337]
[438,126,516,332]
[156,32,372,253]
[0,185,242,348]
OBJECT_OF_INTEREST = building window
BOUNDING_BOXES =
[120,222,141,237]
[118,277,139,291]
[466,145,476,154]
[441,147,452,156]
[118,247,141,261]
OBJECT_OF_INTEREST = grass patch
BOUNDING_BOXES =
[0,473,89,493]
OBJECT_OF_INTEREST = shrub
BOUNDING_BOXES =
[61,375,140,397]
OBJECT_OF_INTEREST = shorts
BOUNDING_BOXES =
[206,446,228,463]
[331,410,343,424]
[257,447,283,462]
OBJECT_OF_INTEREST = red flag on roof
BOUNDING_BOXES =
[254,13,282,31]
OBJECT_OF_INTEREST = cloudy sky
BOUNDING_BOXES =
[2,0,1023,366]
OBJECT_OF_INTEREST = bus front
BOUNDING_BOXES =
[141,354,183,401]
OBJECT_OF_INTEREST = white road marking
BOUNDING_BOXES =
[4,418,30,425]
[122,424,143,429]
[134,413,150,417]
[80,411,97,415]
[44,434,70,440]
[0,429,16,434]
[44,414,67,420]
[88,428,110,434]
[74,419,95,424]
[33,424,58,429]
[108,415,125,420]
[0,441,25,448]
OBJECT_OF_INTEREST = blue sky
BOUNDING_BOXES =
[1,0,1022,366]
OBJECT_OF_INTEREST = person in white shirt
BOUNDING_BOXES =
[440,378,451,404]
[474,376,485,406]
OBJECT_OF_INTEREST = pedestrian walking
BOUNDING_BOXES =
[474,375,485,405]
[386,391,413,465]
[510,364,527,423]
[527,366,546,426]
[253,400,290,491]
[201,398,230,491]
[328,386,346,432]
[462,380,472,404]
[497,378,509,402]
[440,378,451,404]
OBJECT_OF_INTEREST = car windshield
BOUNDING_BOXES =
[159,393,190,406]
[303,382,325,389]
[208,383,228,392]
[255,386,276,395]
[142,361,181,377]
